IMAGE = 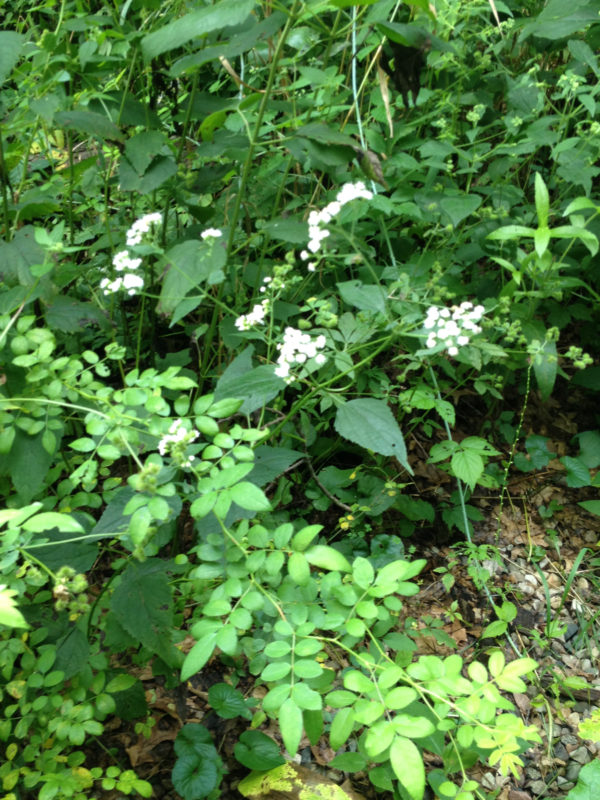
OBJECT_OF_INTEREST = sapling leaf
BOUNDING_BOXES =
[279,698,302,755]
[390,735,425,800]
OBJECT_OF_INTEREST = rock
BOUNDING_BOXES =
[570,745,592,765]
[528,780,546,794]
[566,762,583,782]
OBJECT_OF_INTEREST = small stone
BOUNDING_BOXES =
[583,530,597,543]
[553,743,569,761]
[527,769,541,780]
[567,712,581,729]
[567,763,583,782]
[563,734,579,745]
[481,772,496,790]
[570,746,592,765]
[509,791,532,800]
[528,780,547,794]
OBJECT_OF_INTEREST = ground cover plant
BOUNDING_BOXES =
[1,0,600,798]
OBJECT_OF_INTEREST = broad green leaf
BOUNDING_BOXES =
[215,347,283,414]
[440,193,482,227]
[579,500,600,516]
[334,399,412,473]
[172,725,220,799]
[111,560,175,662]
[337,280,387,314]
[55,109,124,142]
[519,0,598,41]
[0,586,28,629]
[22,512,83,533]
[391,714,436,738]
[229,482,271,512]
[384,686,418,710]
[290,524,322,552]
[208,683,251,720]
[234,731,285,771]
[142,0,256,60]
[288,552,311,586]
[390,736,425,800]
[0,32,26,84]
[279,698,302,756]
[561,455,591,488]
[450,449,484,490]
[563,759,600,800]
[365,720,395,757]
[181,633,218,681]
[304,545,351,572]
[158,240,226,317]
[330,707,355,750]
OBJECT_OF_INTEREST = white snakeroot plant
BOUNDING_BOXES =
[200,227,222,240]
[126,212,162,246]
[235,299,270,331]
[299,181,374,269]
[423,301,485,356]
[112,251,142,272]
[158,418,200,469]
[275,327,327,383]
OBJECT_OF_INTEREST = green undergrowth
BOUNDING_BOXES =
[0,0,600,799]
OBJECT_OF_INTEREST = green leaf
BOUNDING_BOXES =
[142,0,256,60]
[439,194,482,227]
[215,347,283,415]
[304,545,351,572]
[384,686,418,710]
[450,449,484,491]
[55,109,124,142]
[279,698,303,756]
[563,759,600,800]
[291,524,322,552]
[0,586,28,629]
[229,482,271,512]
[532,338,557,401]
[172,724,220,800]
[158,239,226,318]
[22,512,83,533]
[579,500,600,516]
[0,32,26,84]
[561,456,591,488]
[234,731,285,771]
[288,552,311,586]
[519,0,599,41]
[534,173,550,228]
[330,707,355,750]
[337,280,387,314]
[181,633,218,681]
[208,683,252,720]
[335,399,412,473]
[111,560,175,662]
[329,752,368,771]
[390,736,425,800]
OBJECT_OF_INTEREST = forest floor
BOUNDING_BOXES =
[93,386,600,800]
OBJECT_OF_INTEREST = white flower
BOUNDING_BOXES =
[274,326,328,384]
[201,227,222,240]
[422,302,485,358]
[158,418,199,469]
[122,273,144,296]
[126,212,162,246]
[113,250,142,272]
[235,299,270,331]
[302,182,373,265]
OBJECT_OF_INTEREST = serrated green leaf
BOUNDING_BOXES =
[335,399,412,473]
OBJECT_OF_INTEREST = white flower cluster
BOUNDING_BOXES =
[126,212,162,247]
[423,301,485,357]
[201,227,222,240]
[158,418,200,469]
[100,272,144,296]
[275,327,327,383]
[100,213,163,296]
[299,181,373,270]
[235,298,270,331]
